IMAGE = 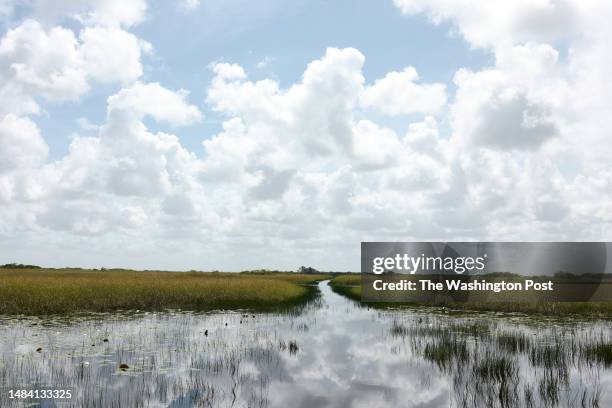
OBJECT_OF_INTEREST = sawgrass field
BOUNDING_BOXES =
[329,273,612,317]
[0,267,329,315]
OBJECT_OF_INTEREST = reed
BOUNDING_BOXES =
[0,268,329,315]
[329,275,612,317]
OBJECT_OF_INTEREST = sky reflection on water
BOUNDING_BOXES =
[0,281,610,407]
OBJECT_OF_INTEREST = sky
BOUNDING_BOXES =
[0,0,611,271]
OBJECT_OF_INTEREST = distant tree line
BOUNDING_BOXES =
[0,263,41,269]
[239,266,323,274]
[240,269,288,274]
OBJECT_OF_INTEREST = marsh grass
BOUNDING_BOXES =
[0,268,329,315]
[329,284,361,301]
[472,354,517,384]
[393,320,490,339]
[328,275,362,302]
[0,307,317,407]
[328,274,360,286]
[471,353,520,408]
[529,344,568,370]
[444,301,612,317]
[583,342,612,367]
[422,336,469,371]
[496,332,531,353]
[394,316,608,408]
[329,275,612,317]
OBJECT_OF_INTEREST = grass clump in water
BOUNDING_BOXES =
[472,355,517,383]
[529,344,567,370]
[422,337,469,371]
[583,342,612,367]
[393,320,490,340]
[496,332,531,353]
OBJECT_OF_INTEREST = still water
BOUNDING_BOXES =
[0,281,611,407]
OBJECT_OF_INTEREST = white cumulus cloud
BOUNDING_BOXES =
[361,66,447,115]
[1,1,612,270]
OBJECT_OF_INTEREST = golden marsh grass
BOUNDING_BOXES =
[329,274,612,317]
[0,268,329,315]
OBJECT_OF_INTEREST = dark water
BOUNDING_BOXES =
[0,281,611,407]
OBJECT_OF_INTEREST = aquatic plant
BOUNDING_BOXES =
[583,342,612,367]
